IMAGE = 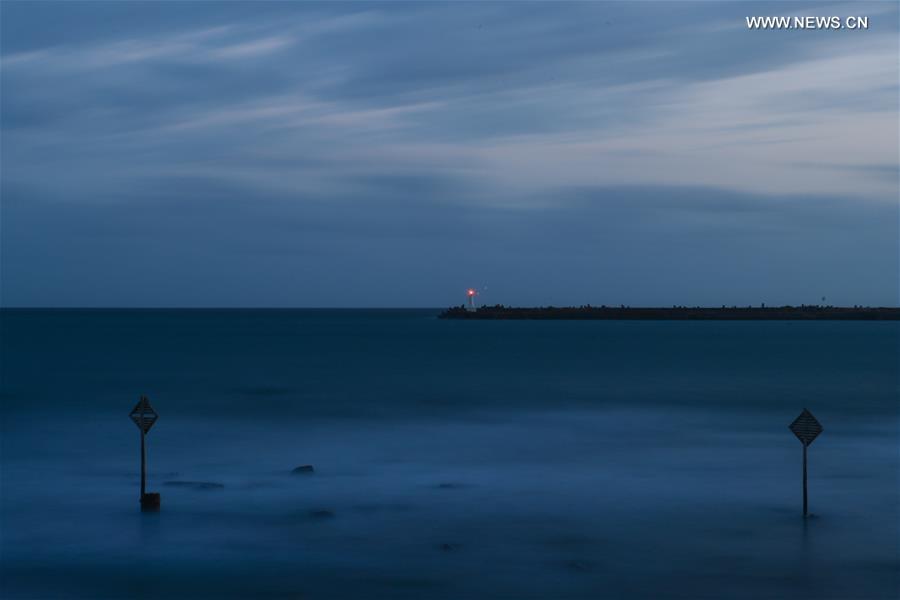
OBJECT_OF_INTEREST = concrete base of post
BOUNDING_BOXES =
[140,492,161,511]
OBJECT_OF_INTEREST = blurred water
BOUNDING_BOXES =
[1,309,897,598]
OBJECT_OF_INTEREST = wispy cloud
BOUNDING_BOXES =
[1,10,389,71]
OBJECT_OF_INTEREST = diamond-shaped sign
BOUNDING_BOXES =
[130,396,158,434]
[789,408,822,446]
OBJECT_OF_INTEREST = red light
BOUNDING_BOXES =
[467,289,476,296]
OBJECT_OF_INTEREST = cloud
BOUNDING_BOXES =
[2,178,895,307]
[1,2,897,306]
[204,35,295,60]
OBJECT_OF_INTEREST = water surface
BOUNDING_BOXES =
[1,310,897,598]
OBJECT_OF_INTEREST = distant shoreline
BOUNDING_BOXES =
[439,306,900,320]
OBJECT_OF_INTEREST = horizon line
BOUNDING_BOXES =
[2,304,898,311]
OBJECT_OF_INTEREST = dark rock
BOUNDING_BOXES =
[292,465,315,474]
[439,543,461,552]
[564,560,592,572]
[162,480,225,490]
[436,482,465,489]
[309,509,335,519]
[353,502,413,514]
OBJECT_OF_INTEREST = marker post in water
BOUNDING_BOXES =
[129,396,160,511]
[788,408,823,517]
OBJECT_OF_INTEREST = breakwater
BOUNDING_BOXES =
[439,305,900,320]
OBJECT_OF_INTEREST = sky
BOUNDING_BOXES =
[1,1,897,308]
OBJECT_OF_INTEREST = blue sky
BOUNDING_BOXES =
[1,1,897,307]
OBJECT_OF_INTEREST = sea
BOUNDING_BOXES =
[1,309,897,599]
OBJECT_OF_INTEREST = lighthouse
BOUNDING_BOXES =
[466,288,477,312]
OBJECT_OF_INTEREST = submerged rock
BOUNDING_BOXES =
[162,481,225,490]
[436,482,466,490]
[564,560,592,572]
[292,465,315,474]
[439,543,461,552]
[309,509,334,519]
[352,503,413,514]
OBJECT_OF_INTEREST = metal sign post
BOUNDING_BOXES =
[788,408,823,517]
[129,396,160,511]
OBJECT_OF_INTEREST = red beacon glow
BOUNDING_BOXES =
[467,289,477,296]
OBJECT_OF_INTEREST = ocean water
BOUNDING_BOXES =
[1,309,897,599]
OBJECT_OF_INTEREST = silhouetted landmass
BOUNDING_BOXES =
[439,305,900,320]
